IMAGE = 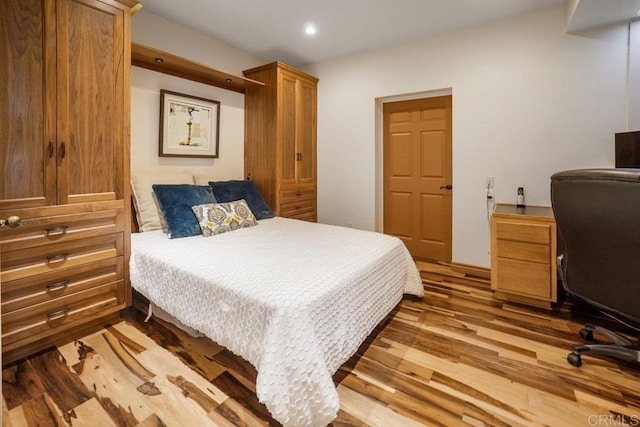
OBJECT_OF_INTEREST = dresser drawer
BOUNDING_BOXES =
[0,209,124,253]
[495,258,551,299]
[0,233,123,283]
[287,212,317,222]
[280,199,315,217]
[496,239,549,264]
[1,257,123,313]
[1,281,121,348]
[495,221,550,244]
[280,186,316,203]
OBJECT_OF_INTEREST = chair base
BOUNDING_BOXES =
[567,323,640,367]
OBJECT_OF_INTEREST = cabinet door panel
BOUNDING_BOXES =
[280,73,297,185]
[298,80,316,185]
[56,0,123,204]
[0,0,57,209]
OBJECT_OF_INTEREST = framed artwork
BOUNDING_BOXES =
[159,89,220,158]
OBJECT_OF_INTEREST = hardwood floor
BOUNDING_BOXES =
[3,262,639,426]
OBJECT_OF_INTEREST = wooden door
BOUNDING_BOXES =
[280,72,298,186]
[383,96,452,262]
[56,0,124,204]
[0,0,57,211]
[297,79,316,186]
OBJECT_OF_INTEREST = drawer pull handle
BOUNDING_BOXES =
[46,253,69,263]
[45,225,68,236]
[295,206,301,210]
[0,216,21,228]
[47,307,70,320]
[46,280,69,292]
[295,192,302,196]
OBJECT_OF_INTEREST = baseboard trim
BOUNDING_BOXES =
[450,262,491,280]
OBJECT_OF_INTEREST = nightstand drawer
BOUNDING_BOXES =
[496,258,551,299]
[496,221,550,244]
[1,257,123,313]
[0,233,123,283]
[496,240,550,264]
[0,208,124,253]
[1,281,121,348]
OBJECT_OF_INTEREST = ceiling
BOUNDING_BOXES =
[567,0,640,33]
[139,0,640,67]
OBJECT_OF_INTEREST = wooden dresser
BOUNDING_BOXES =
[0,0,136,365]
[243,62,318,222]
[490,204,558,308]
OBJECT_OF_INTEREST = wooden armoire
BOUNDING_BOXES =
[243,62,318,222]
[0,0,137,365]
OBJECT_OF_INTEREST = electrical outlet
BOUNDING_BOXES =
[486,176,494,199]
[347,221,353,228]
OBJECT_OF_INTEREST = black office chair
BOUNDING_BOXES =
[550,169,640,367]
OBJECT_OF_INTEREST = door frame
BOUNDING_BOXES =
[374,87,453,232]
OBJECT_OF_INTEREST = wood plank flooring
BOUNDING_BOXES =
[3,262,640,426]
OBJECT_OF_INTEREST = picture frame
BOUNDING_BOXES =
[159,89,220,158]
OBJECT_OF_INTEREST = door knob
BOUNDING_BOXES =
[0,215,21,228]
[440,185,453,190]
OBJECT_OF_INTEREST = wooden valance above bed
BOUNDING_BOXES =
[131,43,265,93]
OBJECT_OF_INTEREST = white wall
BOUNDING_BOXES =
[130,10,264,179]
[305,6,628,267]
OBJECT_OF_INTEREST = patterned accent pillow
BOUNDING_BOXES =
[192,199,258,237]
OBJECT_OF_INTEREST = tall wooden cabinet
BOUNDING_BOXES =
[244,62,318,222]
[0,0,136,364]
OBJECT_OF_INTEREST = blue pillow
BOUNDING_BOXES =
[152,184,217,238]
[208,180,274,220]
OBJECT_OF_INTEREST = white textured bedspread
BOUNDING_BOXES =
[130,217,423,426]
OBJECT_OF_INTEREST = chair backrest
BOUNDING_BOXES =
[551,168,640,323]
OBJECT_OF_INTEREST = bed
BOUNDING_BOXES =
[129,175,423,426]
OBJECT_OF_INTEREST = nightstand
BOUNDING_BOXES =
[490,204,557,308]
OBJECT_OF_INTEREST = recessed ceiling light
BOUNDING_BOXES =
[304,23,317,36]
